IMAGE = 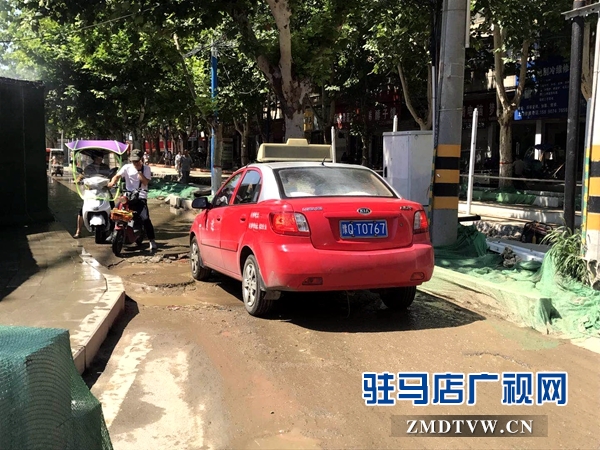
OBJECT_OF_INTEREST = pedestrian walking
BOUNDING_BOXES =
[174,150,182,181]
[180,150,191,184]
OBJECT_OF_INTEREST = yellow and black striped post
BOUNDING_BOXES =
[433,144,461,210]
[583,137,600,260]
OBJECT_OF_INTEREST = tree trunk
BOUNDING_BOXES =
[234,117,250,166]
[398,63,432,130]
[492,24,530,188]
[498,114,513,188]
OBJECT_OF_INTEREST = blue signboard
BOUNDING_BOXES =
[514,59,575,121]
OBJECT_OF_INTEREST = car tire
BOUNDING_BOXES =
[242,255,273,317]
[190,236,211,281]
[380,286,417,310]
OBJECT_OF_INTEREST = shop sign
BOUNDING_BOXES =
[463,98,497,123]
[514,59,584,121]
[335,88,402,129]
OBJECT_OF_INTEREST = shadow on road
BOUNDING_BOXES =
[211,275,485,333]
[82,296,140,389]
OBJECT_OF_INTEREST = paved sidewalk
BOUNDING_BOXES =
[0,220,125,374]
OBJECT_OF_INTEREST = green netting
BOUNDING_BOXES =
[459,184,583,209]
[148,180,208,200]
[432,225,600,339]
[459,185,537,205]
[0,326,113,450]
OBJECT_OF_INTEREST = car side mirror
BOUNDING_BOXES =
[192,197,211,210]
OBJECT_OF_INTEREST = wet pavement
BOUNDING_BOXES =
[0,180,125,372]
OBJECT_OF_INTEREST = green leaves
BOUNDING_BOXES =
[542,226,594,287]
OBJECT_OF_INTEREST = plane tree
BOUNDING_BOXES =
[364,0,440,131]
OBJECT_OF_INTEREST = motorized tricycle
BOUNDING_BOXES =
[68,140,128,244]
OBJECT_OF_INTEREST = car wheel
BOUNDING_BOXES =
[242,255,273,317]
[190,236,211,281]
[380,286,417,310]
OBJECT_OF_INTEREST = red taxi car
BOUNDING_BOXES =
[189,139,434,316]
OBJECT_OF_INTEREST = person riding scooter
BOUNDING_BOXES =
[107,149,157,252]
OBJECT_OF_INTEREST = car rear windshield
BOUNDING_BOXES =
[276,166,396,198]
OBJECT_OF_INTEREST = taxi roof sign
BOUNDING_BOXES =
[256,138,332,163]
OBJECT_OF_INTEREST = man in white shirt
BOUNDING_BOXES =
[174,150,182,181]
[108,149,157,251]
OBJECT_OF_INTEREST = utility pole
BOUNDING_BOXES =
[564,0,600,261]
[430,0,468,246]
[210,42,222,195]
[564,0,586,231]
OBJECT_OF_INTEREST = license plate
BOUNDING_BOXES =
[340,220,388,238]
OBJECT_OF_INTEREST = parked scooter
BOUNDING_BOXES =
[67,140,129,243]
[77,172,117,243]
[110,189,146,256]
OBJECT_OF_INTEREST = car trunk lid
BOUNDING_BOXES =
[291,198,416,251]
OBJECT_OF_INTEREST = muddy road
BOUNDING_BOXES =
[48,177,600,449]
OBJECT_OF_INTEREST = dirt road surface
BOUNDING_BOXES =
[48,177,600,449]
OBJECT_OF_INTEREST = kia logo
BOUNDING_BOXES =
[357,208,371,215]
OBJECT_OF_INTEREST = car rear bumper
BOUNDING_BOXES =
[259,242,434,291]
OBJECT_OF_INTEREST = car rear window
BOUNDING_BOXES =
[276,167,396,198]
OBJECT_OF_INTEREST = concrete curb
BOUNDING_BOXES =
[71,250,126,374]
[422,266,551,333]
[421,265,600,354]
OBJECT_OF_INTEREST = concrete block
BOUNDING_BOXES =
[533,196,561,208]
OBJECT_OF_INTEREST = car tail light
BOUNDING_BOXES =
[413,210,428,234]
[270,212,310,236]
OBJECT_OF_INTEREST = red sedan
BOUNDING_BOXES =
[189,161,434,316]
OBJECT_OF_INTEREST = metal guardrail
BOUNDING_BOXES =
[460,173,582,187]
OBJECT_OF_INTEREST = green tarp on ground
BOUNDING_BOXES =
[433,225,600,339]
[148,180,208,200]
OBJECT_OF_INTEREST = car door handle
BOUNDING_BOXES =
[240,215,247,222]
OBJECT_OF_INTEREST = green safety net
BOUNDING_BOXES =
[148,180,209,200]
[430,225,600,339]
[459,185,537,205]
[459,184,582,209]
[0,326,113,450]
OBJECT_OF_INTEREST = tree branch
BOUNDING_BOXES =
[512,38,531,107]
[173,33,197,102]
[398,63,426,129]
[492,22,510,112]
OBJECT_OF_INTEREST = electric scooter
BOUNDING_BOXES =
[78,173,116,244]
